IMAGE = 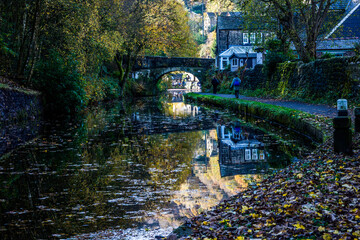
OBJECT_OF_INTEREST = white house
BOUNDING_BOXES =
[218,46,264,71]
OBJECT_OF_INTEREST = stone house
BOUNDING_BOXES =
[217,1,360,69]
[215,12,269,71]
[204,12,217,34]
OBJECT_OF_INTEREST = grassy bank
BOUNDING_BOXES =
[171,93,360,240]
[185,93,331,143]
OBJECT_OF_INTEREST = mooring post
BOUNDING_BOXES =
[333,99,352,154]
[355,107,360,133]
[337,99,348,116]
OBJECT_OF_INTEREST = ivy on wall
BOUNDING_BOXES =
[241,57,360,105]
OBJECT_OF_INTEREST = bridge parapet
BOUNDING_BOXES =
[134,56,215,70]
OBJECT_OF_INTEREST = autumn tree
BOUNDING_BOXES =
[0,0,122,82]
[240,0,338,62]
[206,0,239,12]
[113,0,197,97]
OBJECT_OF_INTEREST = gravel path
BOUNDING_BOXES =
[199,93,338,118]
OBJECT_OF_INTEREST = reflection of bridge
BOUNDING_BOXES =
[132,56,214,84]
[167,90,200,103]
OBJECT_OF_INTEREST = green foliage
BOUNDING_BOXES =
[1,0,199,108]
[0,34,15,57]
[185,93,325,142]
[263,39,296,80]
[354,42,360,56]
[123,77,151,97]
[32,51,85,115]
[194,32,207,45]
[320,52,335,59]
[238,57,360,106]
[191,5,204,14]
[210,36,217,58]
[157,75,173,92]
[83,75,120,104]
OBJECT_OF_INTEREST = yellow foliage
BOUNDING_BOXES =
[293,222,305,230]
[318,226,325,232]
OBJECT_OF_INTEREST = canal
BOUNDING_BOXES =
[0,92,315,239]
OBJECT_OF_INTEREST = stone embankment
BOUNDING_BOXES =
[0,78,41,156]
[185,93,329,143]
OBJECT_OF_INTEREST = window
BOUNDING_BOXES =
[256,33,263,43]
[222,59,228,69]
[245,149,251,160]
[232,58,238,66]
[243,33,249,44]
[259,150,265,160]
[250,33,256,44]
[252,149,258,160]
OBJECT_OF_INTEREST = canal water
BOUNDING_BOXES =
[0,92,314,239]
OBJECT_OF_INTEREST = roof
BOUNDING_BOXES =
[326,2,360,38]
[217,14,244,30]
[290,38,360,51]
[330,0,351,10]
[220,12,242,17]
[205,12,216,18]
[317,38,360,50]
[219,46,257,58]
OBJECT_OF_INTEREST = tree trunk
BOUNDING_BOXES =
[26,0,42,84]
[16,1,28,79]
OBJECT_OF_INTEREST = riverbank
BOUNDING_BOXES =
[0,78,42,156]
[184,93,332,143]
[169,94,360,239]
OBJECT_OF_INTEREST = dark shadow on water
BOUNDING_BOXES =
[0,94,314,239]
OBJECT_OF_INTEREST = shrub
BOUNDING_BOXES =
[354,42,360,56]
[263,39,296,80]
[32,51,85,115]
[320,52,335,59]
[82,75,120,104]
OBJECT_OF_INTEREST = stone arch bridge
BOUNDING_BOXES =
[132,56,215,84]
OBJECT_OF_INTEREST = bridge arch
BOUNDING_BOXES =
[153,67,204,82]
[132,56,214,87]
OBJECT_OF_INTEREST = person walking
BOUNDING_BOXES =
[231,54,248,98]
[230,75,241,98]
[211,76,220,94]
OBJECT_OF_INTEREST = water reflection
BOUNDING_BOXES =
[0,95,299,239]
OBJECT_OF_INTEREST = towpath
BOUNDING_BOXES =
[198,93,338,118]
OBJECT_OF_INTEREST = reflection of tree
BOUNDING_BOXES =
[0,98,206,238]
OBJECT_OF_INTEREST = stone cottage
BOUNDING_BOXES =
[215,12,269,71]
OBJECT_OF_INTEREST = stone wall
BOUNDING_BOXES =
[0,87,41,122]
[242,57,360,103]
[0,87,42,155]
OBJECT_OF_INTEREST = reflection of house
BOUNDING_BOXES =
[216,12,269,70]
[205,130,218,157]
[192,155,209,174]
[219,163,267,177]
[168,102,199,117]
[217,125,266,165]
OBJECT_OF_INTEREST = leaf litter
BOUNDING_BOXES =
[169,133,360,240]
